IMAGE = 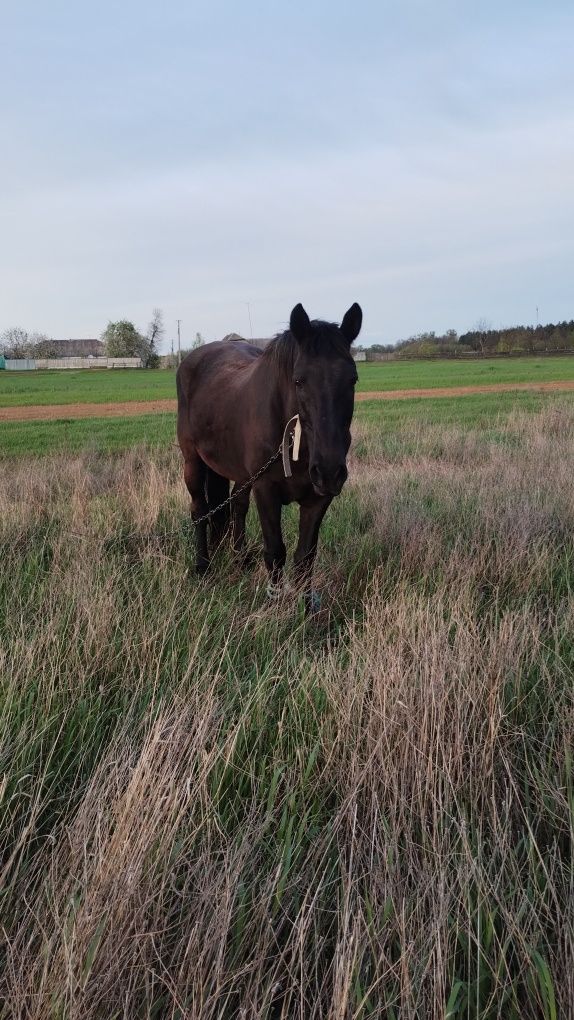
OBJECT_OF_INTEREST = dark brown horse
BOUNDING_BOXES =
[176,302,362,611]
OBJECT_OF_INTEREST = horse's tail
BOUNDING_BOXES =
[206,468,230,548]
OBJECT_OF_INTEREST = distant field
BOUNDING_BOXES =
[0,368,174,407]
[3,355,574,407]
[357,354,574,391]
[2,389,573,458]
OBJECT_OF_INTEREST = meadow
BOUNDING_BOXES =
[1,394,573,1017]
[2,353,574,407]
[0,388,572,459]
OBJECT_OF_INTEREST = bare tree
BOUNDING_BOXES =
[30,333,57,357]
[1,327,32,358]
[146,308,164,368]
[147,308,164,347]
[0,327,58,358]
[474,318,492,356]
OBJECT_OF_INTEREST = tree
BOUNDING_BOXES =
[102,320,146,360]
[192,332,204,350]
[368,343,396,354]
[0,327,56,358]
[31,334,58,358]
[474,318,492,356]
[145,308,164,368]
[102,313,166,367]
[1,327,32,358]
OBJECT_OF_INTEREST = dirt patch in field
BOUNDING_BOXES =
[356,380,574,401]
[0,399,177,422]
[2,380,574,423]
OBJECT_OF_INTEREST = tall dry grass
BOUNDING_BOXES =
[1,404,573,1018]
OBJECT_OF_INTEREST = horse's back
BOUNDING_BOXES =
[176,341,262,455]
[178,340,260,390]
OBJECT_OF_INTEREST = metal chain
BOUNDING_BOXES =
[192,440,287,527]
[67,435,292,546]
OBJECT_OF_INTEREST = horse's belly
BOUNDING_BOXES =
[194,431,246,481]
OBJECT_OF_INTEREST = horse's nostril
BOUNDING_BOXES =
[310,463,346,495]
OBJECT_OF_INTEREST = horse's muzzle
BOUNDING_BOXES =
[309,463,348,497]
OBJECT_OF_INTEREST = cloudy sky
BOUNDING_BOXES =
[2,0,573,350]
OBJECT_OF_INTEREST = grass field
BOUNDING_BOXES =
[3,354,574,407]
[357,353,574,392]
[1,398,573,1017]
[1,389,573,458]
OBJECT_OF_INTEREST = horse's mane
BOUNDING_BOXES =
[261,320,352,378]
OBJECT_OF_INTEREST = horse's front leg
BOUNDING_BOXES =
[253,482,286,598]
[231,483,254,567]
[293,496,332,614]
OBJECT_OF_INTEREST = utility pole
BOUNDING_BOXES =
[536,306,539,327]
[245,303,253,339]
[177,319,181,365]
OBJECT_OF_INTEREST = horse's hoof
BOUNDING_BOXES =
[266,580,283,601]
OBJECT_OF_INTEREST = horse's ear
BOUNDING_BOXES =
[340,303,363,344]
[290,303,311,343]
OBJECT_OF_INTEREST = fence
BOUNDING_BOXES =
[365,352,396,362]
[362,348,574,363]
[35,357,142,369]
[1,357,143,371]
[5,359,37,371]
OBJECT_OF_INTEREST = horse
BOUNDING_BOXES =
[176,302,363,612]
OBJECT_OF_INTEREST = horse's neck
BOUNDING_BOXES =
[250,356,296,436]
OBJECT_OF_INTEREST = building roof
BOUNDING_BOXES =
[53,338,105,356]
[221,332,244,343]
[221,333,271,350]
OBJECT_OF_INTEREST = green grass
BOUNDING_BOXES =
[1,405,573,1017]
[0,368,176,407]
[356,354,574,391]
[2,354,574,408]
[0,412,177,457]
[2,389,574,458]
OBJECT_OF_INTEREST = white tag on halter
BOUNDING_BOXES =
[281,414,301,477]
[292,416,301,461]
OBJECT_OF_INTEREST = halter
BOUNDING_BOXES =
[281,414,302,477]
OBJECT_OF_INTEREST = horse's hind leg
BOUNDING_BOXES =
[206,468,230,552]
[231,483,252,563]
[183,452,209,574]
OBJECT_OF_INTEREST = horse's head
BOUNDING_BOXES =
[289,302,362,497]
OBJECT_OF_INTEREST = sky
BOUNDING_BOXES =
[1,0,573,351]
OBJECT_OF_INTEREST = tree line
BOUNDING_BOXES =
[4,311,574,364]
[359,319,574,359]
